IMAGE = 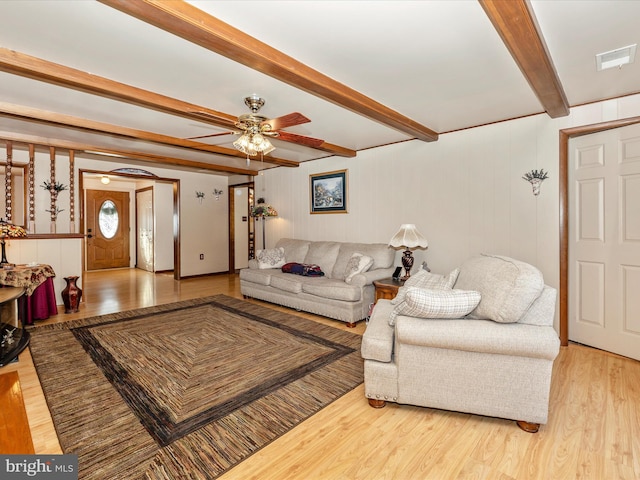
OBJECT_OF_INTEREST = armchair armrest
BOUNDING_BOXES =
[361,300,395,362]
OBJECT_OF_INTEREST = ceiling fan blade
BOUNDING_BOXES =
[276,131,324,148]
[185,131,237,140]
[263,112,310,131]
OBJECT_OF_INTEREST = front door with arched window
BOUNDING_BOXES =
[86,189,130,270]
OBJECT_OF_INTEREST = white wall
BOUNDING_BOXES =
[7,238,83,305]
[258,94,640,306]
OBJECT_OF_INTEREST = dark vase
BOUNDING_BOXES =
[62,276,82,313]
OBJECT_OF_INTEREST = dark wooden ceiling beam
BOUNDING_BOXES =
[0,131,258,176]
[0,48,355,158]
[98,0,439,142]
[479,0,569,118]
[0,102,299,168]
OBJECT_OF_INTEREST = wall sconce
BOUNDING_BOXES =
[522,169,549,196]
[196,191,205,204]
[100,175,110,185]
[213,189,224,201]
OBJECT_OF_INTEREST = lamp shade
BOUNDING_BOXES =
[0,219,27,239]
[389,224,428,249]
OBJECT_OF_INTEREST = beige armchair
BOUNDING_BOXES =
[361,254,561,432]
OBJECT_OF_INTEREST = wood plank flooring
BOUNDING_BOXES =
[2,269,639,479]
[0,370,34,454]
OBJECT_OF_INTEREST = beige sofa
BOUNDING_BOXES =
[240,238,396,326]
[361,254,561,432]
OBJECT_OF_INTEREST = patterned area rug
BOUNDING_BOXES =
[29,295,363,479]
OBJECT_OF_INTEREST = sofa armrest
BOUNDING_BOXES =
[247,258,259,269]
[361,300,395,362]
[350,267,397,287]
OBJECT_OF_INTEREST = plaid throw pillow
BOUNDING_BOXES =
[389,287,481,325]
[392,268,460,305]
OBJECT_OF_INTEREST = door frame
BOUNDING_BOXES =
[559,115,640,346]
[79,169,181,280]
[228,182,255,273]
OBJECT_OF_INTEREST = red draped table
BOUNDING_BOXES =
[0,264,58,325]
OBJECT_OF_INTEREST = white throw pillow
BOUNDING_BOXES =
[389,287,481,325]
[256,247,286,269]
[344,253,374,283]
[391,268,460,305]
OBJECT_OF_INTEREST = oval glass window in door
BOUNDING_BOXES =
[98,200,119,239]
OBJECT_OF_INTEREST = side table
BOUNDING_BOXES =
[373,278,404,302]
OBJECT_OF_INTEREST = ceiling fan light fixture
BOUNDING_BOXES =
[233,132,275,157]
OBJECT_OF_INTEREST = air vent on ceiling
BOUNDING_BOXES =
[596,44,637,71]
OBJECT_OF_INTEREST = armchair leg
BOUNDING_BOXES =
[516,420,539,433]
[368,398,386,408]
[346,322,357,328]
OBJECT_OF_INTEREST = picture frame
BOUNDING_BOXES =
[310,169,348,214]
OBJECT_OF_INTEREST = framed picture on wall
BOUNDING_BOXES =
[310,169,348,214]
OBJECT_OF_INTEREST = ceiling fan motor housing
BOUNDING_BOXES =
[244,94,265,114]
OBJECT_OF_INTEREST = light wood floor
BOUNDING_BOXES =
[3,269,640,479]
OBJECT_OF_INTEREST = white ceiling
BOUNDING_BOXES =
[0,0,638,174]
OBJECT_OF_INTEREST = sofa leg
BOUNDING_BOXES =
[516,420,539,433]
[368,398,386,408]
[346,322,357,328]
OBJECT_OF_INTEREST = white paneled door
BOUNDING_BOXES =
[569,124,640,361]
[136,187,154,272]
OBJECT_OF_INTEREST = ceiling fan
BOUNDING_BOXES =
[188,94,324,155]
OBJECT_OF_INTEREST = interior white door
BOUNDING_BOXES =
[569,123,640,360]
[234,187,249,270]
[136,187,154,272]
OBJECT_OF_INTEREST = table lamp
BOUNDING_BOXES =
[389,224,428,279]
[0,218,27,267]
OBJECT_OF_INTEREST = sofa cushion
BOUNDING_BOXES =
[239,268,272,286]
[302,280,362,302]
[392,268,460,305]
[270,274,303,293]
[256,247,286,269]
[275,238,311,263]
[332,242,394,279]
[390,287,481,325]
[344,253,374,284]
[454,254,544,324]
[303,242,341,279]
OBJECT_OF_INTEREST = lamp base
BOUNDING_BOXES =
[401,249,415,280]
[0,239,8,266]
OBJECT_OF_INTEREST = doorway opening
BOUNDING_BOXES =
[80,169,180,280]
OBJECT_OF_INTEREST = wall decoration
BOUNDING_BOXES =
[522,169,549,196]
[5,141,12,222]
[28,144,35,233]
[69,150,75,232]
[196,191,205,203]
[213,189,223,201]
[44,147,67,232]
[309,169,348,214]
